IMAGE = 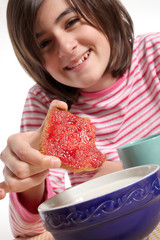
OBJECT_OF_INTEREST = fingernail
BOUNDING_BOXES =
[50,158,61,168]
[44,156,61,168]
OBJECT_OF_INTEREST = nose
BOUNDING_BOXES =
[57,33,77,58]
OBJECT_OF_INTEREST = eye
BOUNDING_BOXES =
[39,40,51,49]
[65,17,80,29]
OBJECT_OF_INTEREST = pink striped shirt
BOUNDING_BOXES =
[10,33,160,237]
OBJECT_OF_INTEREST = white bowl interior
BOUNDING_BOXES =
[38,164,159,212]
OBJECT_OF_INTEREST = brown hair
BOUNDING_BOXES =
[7,0,134,107]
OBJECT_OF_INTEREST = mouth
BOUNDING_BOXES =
[65,49,91,70]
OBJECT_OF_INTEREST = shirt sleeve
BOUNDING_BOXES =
[9,177,55,238]
[135,32,160,81]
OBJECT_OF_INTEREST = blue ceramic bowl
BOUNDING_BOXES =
[38,165,160,240]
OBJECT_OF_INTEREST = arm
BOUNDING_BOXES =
[0,96,68,237]
[91,161,123,179]
[9,178,54,237]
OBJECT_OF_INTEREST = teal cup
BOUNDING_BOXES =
[117,133,160,168]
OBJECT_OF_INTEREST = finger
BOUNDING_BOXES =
[31,100,68,142]
[5,132,61,169]
[37,100,68,134]
[1,147,30,178]
[29,100,68,141]
[3,167,49,193]
[0,188,6,200]
[1,150,48,179]
[14,170,49,193]
[18,146,61,169]
[0,182,9,197]
[49,100,68,111]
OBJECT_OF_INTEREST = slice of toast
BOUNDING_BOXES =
[39,107,106,172]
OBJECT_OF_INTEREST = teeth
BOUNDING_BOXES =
[68,51,90,69]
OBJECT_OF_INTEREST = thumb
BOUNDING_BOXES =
[0,182,8,200]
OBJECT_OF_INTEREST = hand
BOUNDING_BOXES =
[0,100,68,200]
[91,161,123,179]
[74,161,123,180]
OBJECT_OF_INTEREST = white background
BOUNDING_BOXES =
[0,0,160,239]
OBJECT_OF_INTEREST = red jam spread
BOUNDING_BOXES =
[40,108,106,171]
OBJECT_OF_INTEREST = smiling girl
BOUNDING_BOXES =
[1,0,160,238]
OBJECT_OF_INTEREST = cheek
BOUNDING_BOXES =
[43,55,58,76]
[99,37,111,61]
[90,29,110,57]
[44,57,67,86]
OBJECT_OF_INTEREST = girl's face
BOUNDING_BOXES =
[35,0,117,92]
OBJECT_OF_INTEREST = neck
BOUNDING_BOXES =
[81,72,118,93]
